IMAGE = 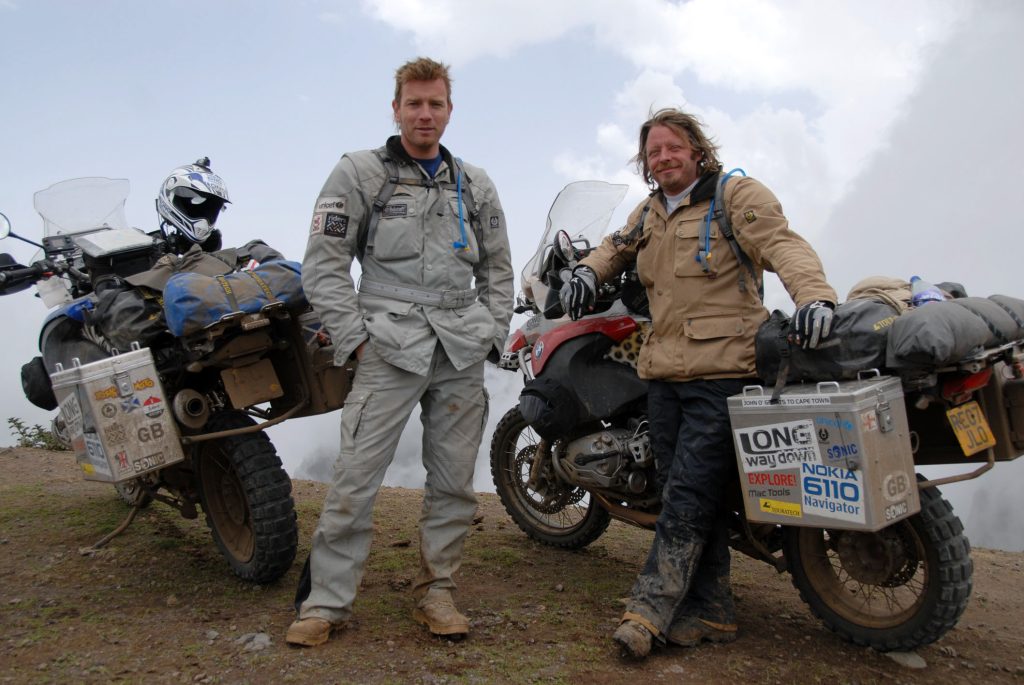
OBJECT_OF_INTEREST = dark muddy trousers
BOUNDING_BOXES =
[628,378,748,633]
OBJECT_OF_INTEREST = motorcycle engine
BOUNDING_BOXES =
[556,427,653,494]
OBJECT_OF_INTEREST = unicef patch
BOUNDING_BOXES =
[324,213,349,238]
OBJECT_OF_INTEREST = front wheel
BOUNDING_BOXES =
[784,482,972,651]
[197,412,298,583]
[489,406,610,549]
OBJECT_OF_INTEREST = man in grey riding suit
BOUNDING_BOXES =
[286,57,514,647]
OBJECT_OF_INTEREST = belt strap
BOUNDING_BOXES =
[359,277,476,309]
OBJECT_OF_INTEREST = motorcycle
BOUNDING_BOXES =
[0,178,352,583]
[490,181,1023,651]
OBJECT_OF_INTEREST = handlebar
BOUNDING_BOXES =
[0,262,48,286]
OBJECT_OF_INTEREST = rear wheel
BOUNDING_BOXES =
[197,412,297,583]
[784,482,972,651]
[490,406,610,549]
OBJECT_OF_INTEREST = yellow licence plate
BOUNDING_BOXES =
[946,400,997,457]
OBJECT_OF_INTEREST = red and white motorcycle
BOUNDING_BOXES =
[490,181,1024,651]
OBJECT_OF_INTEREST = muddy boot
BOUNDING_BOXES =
[665,615,737,647]
[413,588,470,638]
[613,612,660,659]
[285,617,344,647]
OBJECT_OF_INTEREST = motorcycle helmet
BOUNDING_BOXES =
[155,157,230,245]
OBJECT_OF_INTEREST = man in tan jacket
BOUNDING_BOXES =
[563,108,836,659]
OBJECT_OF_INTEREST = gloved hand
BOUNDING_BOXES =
[559,266,597,320]
[789,300,835,349]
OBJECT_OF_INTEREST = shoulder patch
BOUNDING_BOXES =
[315,196,346,213]
[310,213,323,236]
[743,210,757,224]
[324,213,349,238]
[489,215,500,229]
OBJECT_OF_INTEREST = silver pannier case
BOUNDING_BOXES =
[727,375,920,532]
[49,346,185,483]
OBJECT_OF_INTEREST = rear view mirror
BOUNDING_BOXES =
[0,212,10,240]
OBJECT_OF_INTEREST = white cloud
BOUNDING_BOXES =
[359,0,970,224]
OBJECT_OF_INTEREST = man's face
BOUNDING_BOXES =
[392,78,452,158]
[645,124,702,195]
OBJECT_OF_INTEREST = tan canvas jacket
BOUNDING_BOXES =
[581,172,836,381]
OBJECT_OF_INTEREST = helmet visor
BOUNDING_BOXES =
[171,187,225,225]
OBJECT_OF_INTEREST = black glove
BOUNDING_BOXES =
[789,300,835,349]
[559,266,596,320]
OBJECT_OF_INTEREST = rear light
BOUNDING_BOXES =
[506,329,528,354]
[941,368,992,402]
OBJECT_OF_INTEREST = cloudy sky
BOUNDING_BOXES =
[1,0,1022,549]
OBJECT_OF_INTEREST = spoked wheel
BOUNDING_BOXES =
[489,406,610,549]
[197,412,297,583]
[784,482,972,651]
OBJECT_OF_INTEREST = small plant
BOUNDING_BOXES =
[7,417,69,451]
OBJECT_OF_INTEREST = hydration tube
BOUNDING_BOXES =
[453,160,469,251]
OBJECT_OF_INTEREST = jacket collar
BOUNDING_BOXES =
[385,135,456,182]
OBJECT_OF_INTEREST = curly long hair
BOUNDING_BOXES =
[632,108,722,189]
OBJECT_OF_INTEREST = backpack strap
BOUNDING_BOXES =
[611,199,652,248]
[357,147,484,261]
[706,168,763,300]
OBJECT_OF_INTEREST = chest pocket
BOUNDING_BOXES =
[673,214,718,278]
[373,194,421,261]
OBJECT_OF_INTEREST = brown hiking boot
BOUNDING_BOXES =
[285,617,344,647]
[413,589,470,638]
[613,618,655,659]
[665,615,737,647]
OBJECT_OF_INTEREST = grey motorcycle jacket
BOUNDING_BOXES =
[302,136,514,375]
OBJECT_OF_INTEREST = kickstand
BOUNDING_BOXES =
[79,502,143,555]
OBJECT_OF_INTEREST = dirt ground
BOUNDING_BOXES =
[1,446,1022,684]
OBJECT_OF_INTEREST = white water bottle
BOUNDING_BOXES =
[910,276,944,307]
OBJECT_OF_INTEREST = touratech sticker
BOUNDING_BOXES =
[315,196,345,212]
[310,214,323,236]
[759,498,801,518]
[489,215,500,229]
[382,203,408,218]
[324,213,349,238]
[744,210,757,223]
[734,419,821,472]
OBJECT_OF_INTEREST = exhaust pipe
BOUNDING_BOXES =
[172,389,210,430]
